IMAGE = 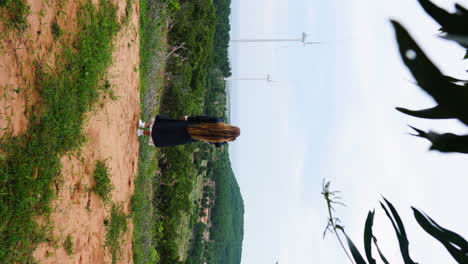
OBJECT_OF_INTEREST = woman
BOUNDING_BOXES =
[137,114,240,147]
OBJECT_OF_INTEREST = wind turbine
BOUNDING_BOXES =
[231,32,323,46]
[224,73,277,83]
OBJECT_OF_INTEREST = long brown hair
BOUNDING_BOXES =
[186,122,240,143]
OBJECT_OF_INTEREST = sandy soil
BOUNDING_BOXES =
[0,0,140,263]
[0,0,57,137]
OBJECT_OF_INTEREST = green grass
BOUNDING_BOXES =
[0,0,120,262]
[63,234,74,256]
[132,1,168,263]
[105,204,129,264]
[0,0,30,32]
[93,160,114,204]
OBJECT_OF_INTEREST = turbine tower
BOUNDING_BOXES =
[224,73,277,83]
[231,32,322,46]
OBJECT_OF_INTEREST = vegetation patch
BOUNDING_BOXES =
[0,0,30,32]
[132,0,167,263]
[203,154,244,263]
[63,234,74,256]
[0,0,120,262]
[322,181,468,264]
[93,160,114,204]
[134,0,244,263]
[51,21,63,39]
[105,204,129,264]
[122,0,134,25]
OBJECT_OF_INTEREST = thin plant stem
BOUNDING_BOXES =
[322,180,356,264]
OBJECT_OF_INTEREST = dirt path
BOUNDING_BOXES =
[0,0,140,263]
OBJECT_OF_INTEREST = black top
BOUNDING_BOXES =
[151,114,227,147]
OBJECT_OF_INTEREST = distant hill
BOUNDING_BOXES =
[185,148,244,264]
[206,152,244,263]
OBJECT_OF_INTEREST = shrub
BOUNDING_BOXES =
[93,160,114,204]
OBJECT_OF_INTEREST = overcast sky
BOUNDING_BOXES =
[228,0,468,263]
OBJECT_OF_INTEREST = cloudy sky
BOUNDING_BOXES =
[228,0,468,263]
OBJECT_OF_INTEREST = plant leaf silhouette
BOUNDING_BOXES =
[363,210,377,264]
[372,236,390,264]
[380,198,418,264]
[417,0,468,48]
[391,20,468,125]
[412,207,468,263]
[408,125,468,153]
[342,229,367,264]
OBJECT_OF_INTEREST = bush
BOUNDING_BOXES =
[93,160,114,204]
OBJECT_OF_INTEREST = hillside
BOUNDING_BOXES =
[207,153,244,264]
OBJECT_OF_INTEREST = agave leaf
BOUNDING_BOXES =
[455,3,468,16]
[390,20,444,96]
[372,236,390,264]
[363,210,376,264]
[380,198,418,264]
[418,0,453,32]
[412,208,468,263]
[342,229,367,264]
[417,0,468,49]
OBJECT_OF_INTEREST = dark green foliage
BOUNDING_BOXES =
[205,68,229,119]
[342,209,388,264]
[213,0,232,77]
[344,232,367,264]
[51,21,63,39]
[206,153,244,264]
[160,0,216,117]
[183,149,244,264]
[417,0,468,49]
[0,0,30,31]
[166,0,181,13]
[0,1,119,262]
[380,199,417,264]
[374,240,390,264]
[105,204,129,264]
[155,146,198,263]
[186,222,206,264]
[363,211,376,264]
[93,160,114,204]
[412,207,468,263]
[325,196,468,264]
